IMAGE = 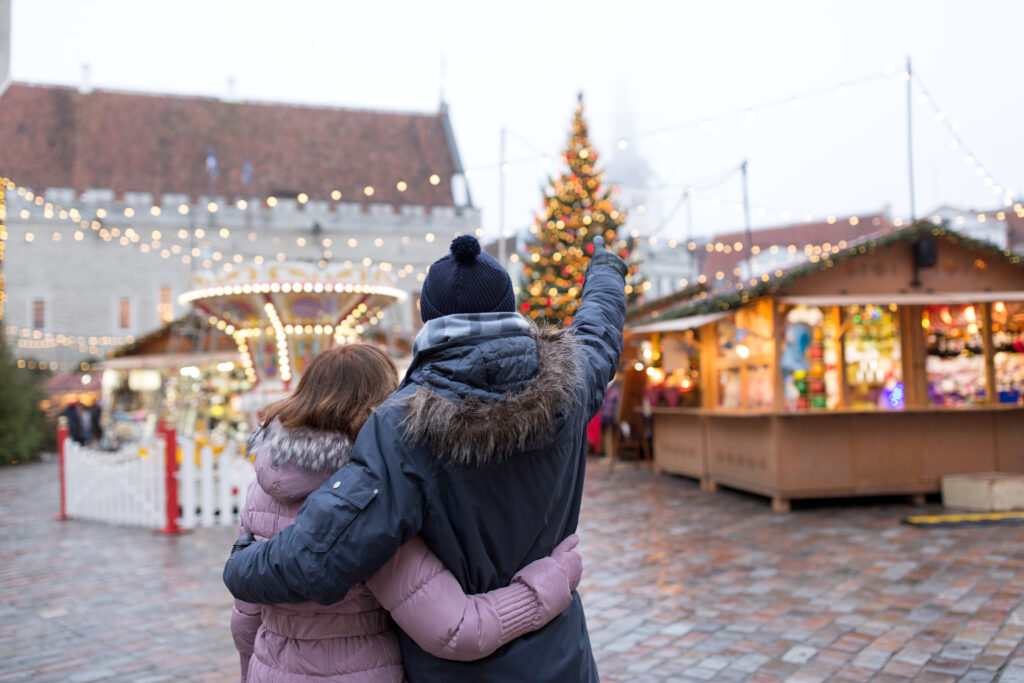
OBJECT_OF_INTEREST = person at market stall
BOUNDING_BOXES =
[61,401,87,445]
[224,234,628,682]
[230,343,582,682]
[599,373,622,465]
[85,400,103,446]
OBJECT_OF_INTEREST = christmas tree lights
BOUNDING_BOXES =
[520,95,644,326]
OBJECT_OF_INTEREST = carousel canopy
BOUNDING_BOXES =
[180,261,405,387]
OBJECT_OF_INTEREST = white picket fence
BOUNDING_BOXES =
[60,430,255,531]
[177,438,254,530]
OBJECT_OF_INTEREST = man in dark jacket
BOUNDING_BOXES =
[224,234,627,681]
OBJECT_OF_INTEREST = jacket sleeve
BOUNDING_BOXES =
[223,407,427,606]
[571,248,628,418]
[230,598,260,681]
[366,537,576,661]
[230,496,260,682]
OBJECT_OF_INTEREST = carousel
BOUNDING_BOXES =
[178,260,407,426]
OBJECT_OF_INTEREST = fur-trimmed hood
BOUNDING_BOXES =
[246,420,354,504]
[247,419,353,472]
[400,322,583,466]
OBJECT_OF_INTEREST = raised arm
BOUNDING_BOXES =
[223,406,427,605]
[571,236,629,417]
[367,535,582,661]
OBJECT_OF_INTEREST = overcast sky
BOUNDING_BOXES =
[10,0,1024,242]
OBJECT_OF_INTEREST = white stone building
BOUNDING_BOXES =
[0,72,478,370]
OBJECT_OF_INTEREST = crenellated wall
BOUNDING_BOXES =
[3,186,481,369]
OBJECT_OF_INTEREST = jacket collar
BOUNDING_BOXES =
[400,320,583,467]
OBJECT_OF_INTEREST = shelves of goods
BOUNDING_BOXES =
[843,305,903,410]
[639,332,701,409]
[923,302,1024,406]
[717,301,773,410]
[993,302,1024,404]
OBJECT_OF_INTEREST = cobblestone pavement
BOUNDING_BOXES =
[3,458,1024,682]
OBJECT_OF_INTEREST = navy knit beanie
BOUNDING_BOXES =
[419,235,516,322]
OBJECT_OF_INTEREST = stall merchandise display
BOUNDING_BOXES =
[924,304,988,406]
[844,305,903,410]
[716,300,773,409]
[781,306,840,411]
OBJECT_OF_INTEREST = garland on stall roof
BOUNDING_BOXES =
[628,223,1024,325]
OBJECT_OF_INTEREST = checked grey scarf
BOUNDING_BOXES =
[411,312,532,357]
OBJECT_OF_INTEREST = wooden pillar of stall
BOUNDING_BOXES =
[699,322,717,409]
[698,321,718,491]
[772,299,787,412]
[834,306,850,409]
[899,305,928,408]
[981,302,997,403]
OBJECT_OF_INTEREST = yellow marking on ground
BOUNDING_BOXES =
[905,511,1024,525]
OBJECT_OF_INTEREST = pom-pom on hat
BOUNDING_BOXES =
[419,235,516,322]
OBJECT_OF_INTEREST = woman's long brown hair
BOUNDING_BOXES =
[260,343,398,440]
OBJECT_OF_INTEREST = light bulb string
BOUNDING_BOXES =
[911,72,1016,203]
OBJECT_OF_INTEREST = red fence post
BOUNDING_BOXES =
[55,418,68,521]
[155,420,185,535]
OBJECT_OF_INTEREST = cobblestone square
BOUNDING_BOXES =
[3,458,1024,682]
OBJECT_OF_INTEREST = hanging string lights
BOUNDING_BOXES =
[3,178,486,281]
[911,74,1016,207]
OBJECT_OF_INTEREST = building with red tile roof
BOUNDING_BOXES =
[0,82,466,208]
[0,79,481,370]
[699,213,895,282]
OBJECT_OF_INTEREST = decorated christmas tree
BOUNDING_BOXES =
[520,94,642,326]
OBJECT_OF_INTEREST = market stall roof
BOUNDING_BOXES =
[626,282,708,323]
[45,371,101,394]
[627,311,731,335]
[627,223,1024,327]
[780,292,1024,306]
[108,313,235,358]
[97,350,240,371]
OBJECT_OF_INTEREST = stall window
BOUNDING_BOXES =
[923,304,986,406]
[781,306,842,411]
[716,300,773,409]
[991,301,1024,404]
[844,304,903,410]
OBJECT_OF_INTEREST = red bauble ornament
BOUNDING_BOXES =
[585,243,594,254]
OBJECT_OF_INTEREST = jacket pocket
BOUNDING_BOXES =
[294,467,380,553]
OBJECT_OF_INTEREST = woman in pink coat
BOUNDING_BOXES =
[230,343,581,682]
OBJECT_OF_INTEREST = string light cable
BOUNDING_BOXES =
[911,72,1017,207]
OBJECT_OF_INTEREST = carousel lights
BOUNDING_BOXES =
[264,301,291,383]
[233,331,258,384]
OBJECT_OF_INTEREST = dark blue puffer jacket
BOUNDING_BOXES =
[224,250,627,682]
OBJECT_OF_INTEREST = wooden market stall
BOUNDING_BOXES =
[626,224,1024,511]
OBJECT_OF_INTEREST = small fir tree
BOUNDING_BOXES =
[519,94,643,326]
[0,340,48,465]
